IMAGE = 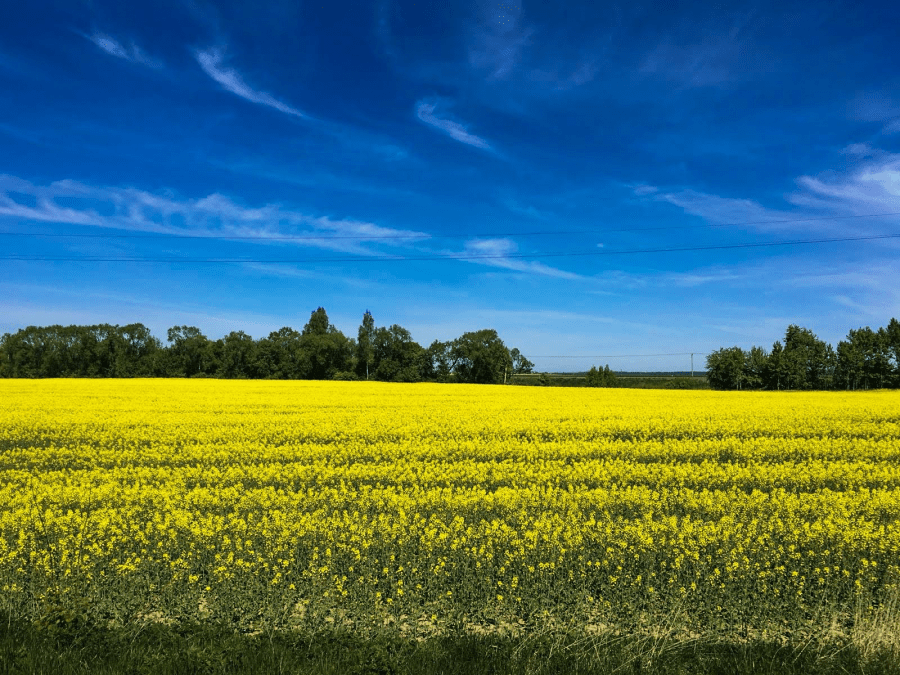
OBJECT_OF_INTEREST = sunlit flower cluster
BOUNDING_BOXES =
[1,380,898,633]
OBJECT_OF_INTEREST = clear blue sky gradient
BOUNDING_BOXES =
[1,0,899,371]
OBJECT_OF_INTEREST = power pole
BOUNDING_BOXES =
[691,353,694,378]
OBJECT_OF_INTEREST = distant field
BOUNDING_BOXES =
[512,373,710,388]
[1,381,899,672]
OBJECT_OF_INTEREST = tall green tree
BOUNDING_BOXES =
[586,364,617,387]
[706,347,747,390]
[355,310,376,380]
[217,331,255,378]
[764,341,785,390]
[297,308,353,379]
[510,348,535,375]
[253,327,303,379]
[834,326,891,390]
[451,329,513,384]
[886,318,900,386]
[423,340,454,382]
[166,326,217,377]
[774,325,834,390]
[372,325,425,382]
[744,346,769,389]
[116,323,161,376]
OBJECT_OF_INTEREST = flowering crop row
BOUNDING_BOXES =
[1,380,898,635]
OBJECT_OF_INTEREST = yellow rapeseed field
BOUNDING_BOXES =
[1,379,899,637]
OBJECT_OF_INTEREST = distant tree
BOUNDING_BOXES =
[779,325,834,389]
[451,329,513,384]
[744,346,769,389]
[217,331,255,378]
[586,364,617,387]
[872,326,894,388]
[372,325,425,382]
[0,327,42,377]
[763,341,785,390]
[298,308,353,379]
[706,347,747,390]
[117,323,161,376]
[538,372,551,386]
[886,318,900,386]
[251,327,302,379]
[834,326,891,390]
[166,325,217,377]
[510,348,535,375]
[302,307,330,337]
[423,340,454,382]
[355,310,376,380]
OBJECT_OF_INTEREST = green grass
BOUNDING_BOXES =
[2,615,899,675]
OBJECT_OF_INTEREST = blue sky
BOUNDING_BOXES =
[1,0,899,372]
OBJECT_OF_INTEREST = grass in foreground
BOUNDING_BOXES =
[2,615,900,675]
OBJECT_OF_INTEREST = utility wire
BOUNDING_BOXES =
[522,352,696,358]
[0,211,898,242]
[3,232,898,263]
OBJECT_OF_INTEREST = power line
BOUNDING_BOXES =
[0,211,898,242]
[3,232,898,263]
[522,352,696,358]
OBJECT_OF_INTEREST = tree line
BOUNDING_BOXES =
[0,308,538,384]
[705,319,900,390]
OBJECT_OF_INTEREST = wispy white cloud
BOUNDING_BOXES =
[635,147,900,235]
[650,188,796,229]
[786,153,900,216]
[87,32,162,68]
[460,238,581,280]
[195,47,305,118]
[0,174,429,256]
[415,100,492,150]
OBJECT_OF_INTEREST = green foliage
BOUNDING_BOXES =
[355,310,376,380]
[706,347,748,390]
[585,364,617,387]
[424,340,455,382]
[298,308,354,380]
[372,324,426,382]
[744,346,768,389]
[216,331,254,379]
[834,326,893,390]
[0,311,531,385]
[704,321,900,391]
[775,325,835,390]
[0,323,162,378]
[510,348,535,375]
[167,325,217,377]
[6,314,897,391]
[451,329,513,384]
